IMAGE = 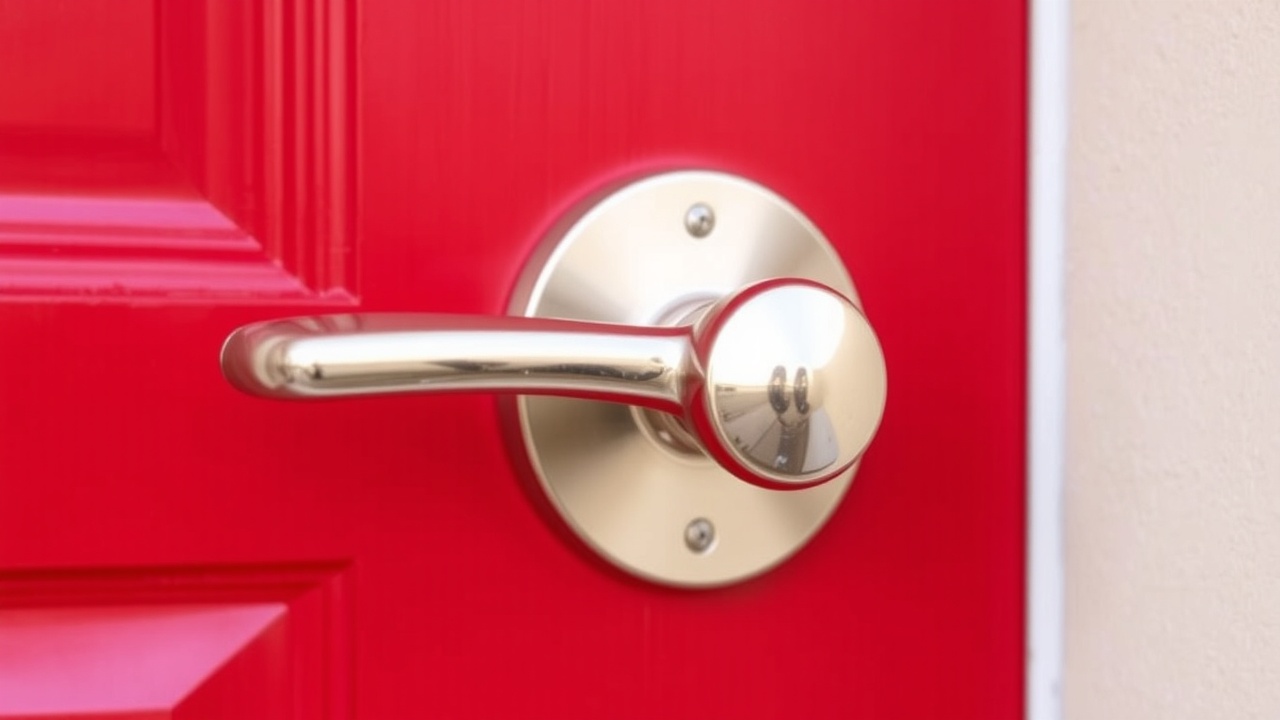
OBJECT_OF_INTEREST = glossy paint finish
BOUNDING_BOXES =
[1,604,288,717]
[0,1,1027,718]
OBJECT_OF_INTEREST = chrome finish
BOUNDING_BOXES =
[221,280,885,490]
[223,314,690,409]
[684,518,716,553]
[509,170,885,586]
[220,170,887,587]
[683,202,716,238]
[695,281,887,488]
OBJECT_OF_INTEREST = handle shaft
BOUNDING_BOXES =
[221,281,886,489]
[222,313,693,411]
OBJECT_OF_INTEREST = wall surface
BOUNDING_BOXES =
[1067,1,1280,717]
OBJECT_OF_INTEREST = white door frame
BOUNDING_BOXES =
[1027,0,1068,718]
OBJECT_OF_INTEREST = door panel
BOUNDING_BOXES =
[0,1,1026,717]
[0,0,351,300]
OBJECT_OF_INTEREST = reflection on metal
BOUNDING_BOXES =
[683,202,716,238]
[684,518,717,553]
[220,280,886,492]
[222,313,690,408]
[696,281,886,488]
[509,171,886,586]
[219,170,887,587]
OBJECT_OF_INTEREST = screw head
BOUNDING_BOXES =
[684,517,716,553]
[684,202,715,238]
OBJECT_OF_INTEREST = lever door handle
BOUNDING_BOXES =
[223,278,886,489]
[221,170,886,586]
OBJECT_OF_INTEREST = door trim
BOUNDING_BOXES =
[1028,0,1068,718]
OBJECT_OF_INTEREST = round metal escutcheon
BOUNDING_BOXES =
[507,170,864,587]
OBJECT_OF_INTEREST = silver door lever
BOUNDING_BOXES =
[222,278,886,490]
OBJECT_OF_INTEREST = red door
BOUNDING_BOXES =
[0,1,1027,717]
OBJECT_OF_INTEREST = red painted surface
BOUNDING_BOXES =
[0,604,286,718]
[0,1,1027,717]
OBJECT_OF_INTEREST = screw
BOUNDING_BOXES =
[684,517,716,553]
[684,202,715,238]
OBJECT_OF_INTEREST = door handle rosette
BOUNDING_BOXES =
[222,171,887,586]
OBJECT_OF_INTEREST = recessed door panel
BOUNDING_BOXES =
[0,1,1026,717]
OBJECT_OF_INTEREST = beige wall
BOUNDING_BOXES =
[1067,0,1280,717]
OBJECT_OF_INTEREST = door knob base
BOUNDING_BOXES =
[507,171,866,587]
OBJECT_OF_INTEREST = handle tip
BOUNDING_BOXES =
[220,324,297,398]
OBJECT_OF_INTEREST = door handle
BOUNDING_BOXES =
[220,171,886,587]
[222,278,886,489]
